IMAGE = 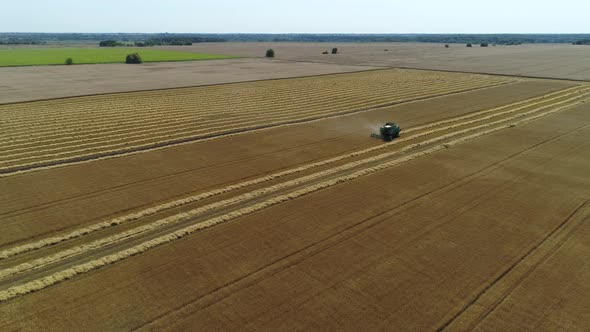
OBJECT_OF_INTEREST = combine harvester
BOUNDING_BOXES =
[371,122,401,141]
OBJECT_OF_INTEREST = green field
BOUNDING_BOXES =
[0,48,238,66]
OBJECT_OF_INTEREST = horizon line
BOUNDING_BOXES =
[2,32,590,35]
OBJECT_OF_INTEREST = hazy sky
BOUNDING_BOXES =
[2,0,589,33]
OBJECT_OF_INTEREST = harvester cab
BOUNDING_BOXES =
[371,122,401,142]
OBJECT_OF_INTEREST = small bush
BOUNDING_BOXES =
[480,42,489,47]
[331,47,338,54]
[65,57,73,65]
[125,53,143,64]
[322,51,329,54]
[384,49,389,51]
[466,43,472,47]
[265,49,275,58]
[445,44,449,48]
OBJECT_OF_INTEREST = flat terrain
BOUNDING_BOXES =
[0,43,587,104]
[0,69,512,175]
[168,42,590,81]
[0,58,374,103]
[0,68,589,330]
[0,48,236,67]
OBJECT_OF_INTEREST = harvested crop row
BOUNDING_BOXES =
[0,96,583,303]
[10,81,576,155]
[0,72,505,131]
[4,82,583,159]
[0,80,506,162]
[0,80,507,162]
[0,82,576,180]
[0,77,504,148]
[0,82,514,173]
[404,87,590,136]
[0,74,498,128]
[0,68,503,118]
[2,83,575,168]
[0,74,509,140]
[0,76,507,142]
[2,90,585,266]
[1,82,580,169]
[0,78,498,147]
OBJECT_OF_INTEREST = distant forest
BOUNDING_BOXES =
[2,33,590,45]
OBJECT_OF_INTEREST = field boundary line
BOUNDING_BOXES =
[0,95,585,303]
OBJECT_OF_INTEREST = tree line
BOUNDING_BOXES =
[3,33,590,46]
[572,39,590,45]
